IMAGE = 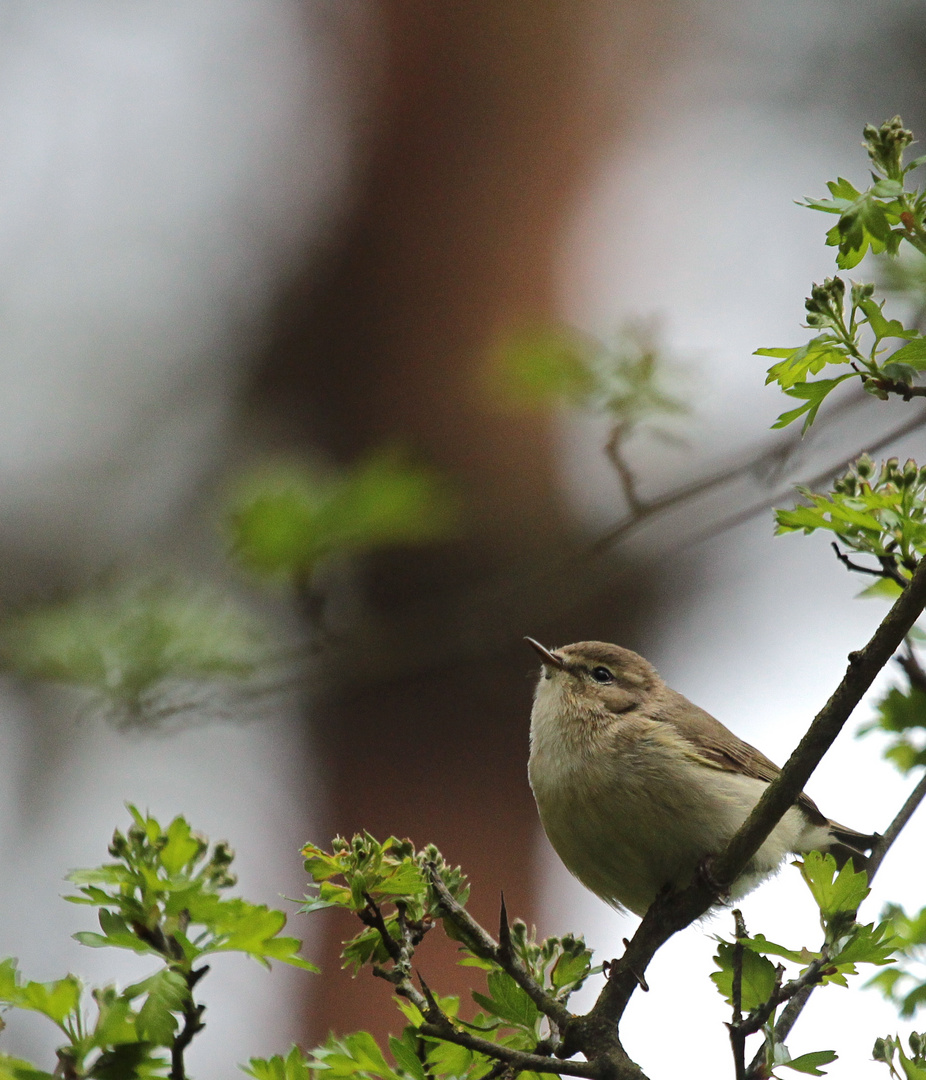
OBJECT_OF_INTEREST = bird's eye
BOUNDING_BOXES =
[590,666,614,683]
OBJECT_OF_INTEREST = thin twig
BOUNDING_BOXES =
[416,1021,604,1078]
[669,407,926,553]
[863,770,926,884]
[831,543,908,586]
[730,910,747,1080]
[604,426,645,514]
[868,377,926,400]
[170,966,208,1080]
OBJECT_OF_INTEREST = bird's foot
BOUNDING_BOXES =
[695,856,732,905]
[602,940,649,992]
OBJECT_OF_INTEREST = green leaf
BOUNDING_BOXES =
[760,340,849,389]
[76,910,159,956]
[18,975,81,1025]
[897,1045,926,1080]
[779,1049,838,1075]
[89,1043,169,1080]
[0,1055,55,1080]
[875,686,926,733]
[741,934,815,965]
[831,921,896,967]
[89,988,139,1049]
[388,1035,427,1080]
[856,578,905,600]
[129,970,188,1044]
[471,971,540,1031]
[550,946,595,991]
[0,961,82,1027]
[201,900,317,971]
[799,852,869,919]
[243,1046,312,1080]
[887,339,926,369]
[711,942,778,1011]
[227,452,456,582]
[858,297,917,341]
[318,1031,402,1080]
[160,817,205,876]
[491,325,597,407]
[771,375,854,432]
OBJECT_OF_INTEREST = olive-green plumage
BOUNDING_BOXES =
[526,639,874,917]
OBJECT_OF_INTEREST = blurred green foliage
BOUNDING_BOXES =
[492,321,685,435]
[0,579,268,725]
[226,450,457,584]
[873,1030,926,1079]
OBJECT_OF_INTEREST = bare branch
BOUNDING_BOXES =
[862,770,926,884]
[592,405,926,556]
[831,543,908,587]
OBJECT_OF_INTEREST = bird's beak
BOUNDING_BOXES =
[524,637,565,669]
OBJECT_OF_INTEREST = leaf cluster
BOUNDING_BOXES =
[493,321,685,435]
[776,455,926,581]
[758,278,926,432]
[70,806,314,974]
[862,664,926,775]
[873,1030,926,1080]
[0,807,314,1080]
[800,117,926,269]
[712,854,895,1077]
[301,835,598,1080]
[869,905,926,1020]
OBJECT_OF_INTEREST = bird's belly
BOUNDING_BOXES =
[530,741,804,916]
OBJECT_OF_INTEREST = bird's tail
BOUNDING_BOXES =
[826,824,879,871]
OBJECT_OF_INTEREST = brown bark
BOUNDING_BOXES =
[253,0,677,1042]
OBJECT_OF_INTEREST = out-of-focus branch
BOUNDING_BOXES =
[592,405,926,556]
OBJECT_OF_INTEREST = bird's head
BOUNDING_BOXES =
[525,638,659,727]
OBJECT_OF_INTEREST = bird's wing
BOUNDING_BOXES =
[654,690,829,826]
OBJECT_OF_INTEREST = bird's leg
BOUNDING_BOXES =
[603,940,650,991]
[695,855,731,904]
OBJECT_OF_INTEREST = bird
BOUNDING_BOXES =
[526,638,876,917]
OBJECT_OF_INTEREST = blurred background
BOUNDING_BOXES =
[0,1,925,1077]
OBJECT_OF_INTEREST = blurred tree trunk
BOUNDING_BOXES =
[253,0,673,1043]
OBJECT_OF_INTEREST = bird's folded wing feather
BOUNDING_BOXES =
[653,690,829,826]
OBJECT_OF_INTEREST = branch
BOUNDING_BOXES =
[866,770,926,881]
[746,673,926,1070]
[416,1020,605,1079]
[604,425,645,515]
[866,376,926,401]
[713,553,926,890]
[170,966,208,1080]
[567,556,926,1045]
[831,543,909,587]
[592,405,926,556]
[426,864,572,1030]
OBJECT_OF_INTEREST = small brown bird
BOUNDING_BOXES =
[526,638,875,917]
